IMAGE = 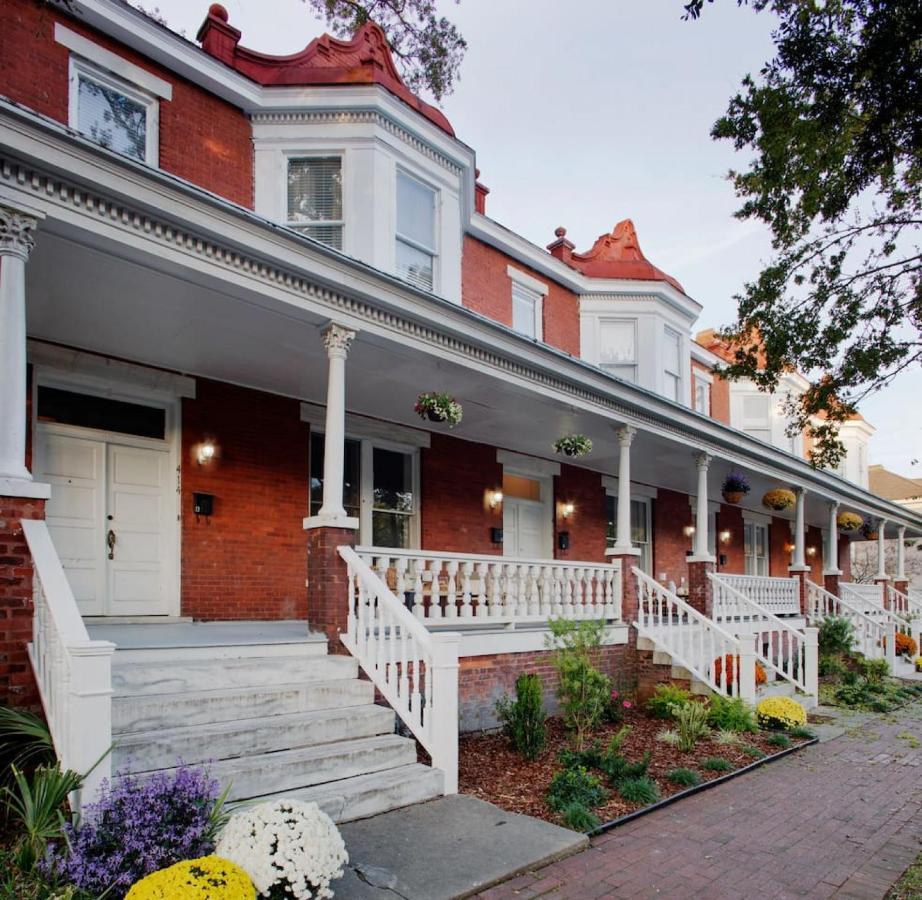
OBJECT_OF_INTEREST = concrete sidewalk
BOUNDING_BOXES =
[334,794,587,899]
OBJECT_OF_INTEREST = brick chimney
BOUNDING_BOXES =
[547,226,575,265]
[196,4,242,65]
[474,169,490,215]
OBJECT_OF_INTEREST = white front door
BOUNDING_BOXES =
[36,429,173,616]
[504,498,547,558]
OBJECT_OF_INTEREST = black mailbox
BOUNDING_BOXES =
[193,492,214,517]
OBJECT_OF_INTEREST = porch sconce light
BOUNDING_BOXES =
[784,542,796,553]
[488,490,503,510]
[806,545,817,557]
[683,525,696,538]
[719,529,732,545]
[560,502,575,521]
[197,441,216,465]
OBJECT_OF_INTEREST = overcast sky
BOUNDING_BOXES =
[152,0,921,477]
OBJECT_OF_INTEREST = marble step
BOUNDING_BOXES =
[114,704,396,773]
[113,678,374,734]
[249,763,445,824]
[110,640,328,665]
[146,734,418,802]
[112,653,357,696]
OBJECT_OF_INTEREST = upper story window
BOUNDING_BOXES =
[511,283,543,339]
[599,320,637,383]
[69,58,158,165]
[287,157,344,249]
[740,394,771,442]
[693,373,711,415]
[663,327,682,401]
[396,170,437,291]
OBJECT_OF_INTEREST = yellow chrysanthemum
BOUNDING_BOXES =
[756,696,807,730]
[126,856,256,900]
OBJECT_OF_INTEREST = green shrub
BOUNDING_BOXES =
[546,766,608,812]
[842,669,860,686]
[714,729,741,746]
[559,801,600,832]
[818,617,854,656]
[606,725,632,754]
[860,657,889,684]
[818,654,846,678]
[646,684,693,719]
[835,681,874,708]
[546,619,612,749]
[765,733,792,749]
[707,696,757,733]
[673,701,710,751]
[788,726,816,740]
[701,757,733,772]
[495,673,547,760]
[618,776,660,805]
[666,768,701,787]
[559,740,604,771]
[739,744,766,759]
[600,750,650,785]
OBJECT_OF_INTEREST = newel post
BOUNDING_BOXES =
[737,640,757,705]
[429,631,461,794]
[68,640,116,809]
[803,626,819,704]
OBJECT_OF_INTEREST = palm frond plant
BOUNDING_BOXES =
[0,707,55,777]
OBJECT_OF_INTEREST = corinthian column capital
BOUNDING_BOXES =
[0,205,40,261]
[321,321,356,359]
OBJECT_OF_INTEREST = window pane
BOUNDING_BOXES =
[309,433,360,518]
[395,240,433,290]
[373,511,411,549]
[373,448,413,512]
[77,74,147,161]
[288,158,342,224]
[695,381,709,413]
[742,394,771,421]
[37,386,165,439]
[664,328,681,374]
[605,495,616,546]
[601,363,636,383]
[396,172,435,250]
[665,373,680,401]
[630,499,648,544]
[512,285,538,338]
[745,427,772,442]
[292,223,343,250]
[599,321,635,365]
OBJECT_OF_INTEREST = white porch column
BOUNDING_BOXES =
[306,322,358,529]
[791,487,807,570]
[896,526,907,581]
[0,203,42,486]
[824,500,841,574]
[876,518,888,580]
[611,426,639,555]
[690,452,713,560]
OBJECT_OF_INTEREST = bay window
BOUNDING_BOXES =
[396,170,437,291]
[287,156,344,249]
[599,320,637,383]
[663,327,682,401]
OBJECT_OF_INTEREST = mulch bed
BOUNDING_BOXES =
[459,710,812,826]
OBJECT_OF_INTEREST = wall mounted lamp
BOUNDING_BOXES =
[719,529,732,545]
[683,525,696,538]
[806,545,817,557]
[560,502,575,521]
[197,441,216,465]
[488,490,504,510]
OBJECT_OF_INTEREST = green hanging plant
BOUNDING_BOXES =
[553,435,593,458]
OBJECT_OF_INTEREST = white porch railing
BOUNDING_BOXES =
[710,573,817,699]
[840,581,886,613]
[709,574,800,616]
[355,547,622,626]
[338,545,460,793]
[22,519,115,811]
[806,579,896,666]
[634,568,756,701]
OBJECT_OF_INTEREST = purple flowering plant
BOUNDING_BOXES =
[47,764,228,898]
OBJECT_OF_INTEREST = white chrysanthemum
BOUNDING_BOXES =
[216,799,348,899]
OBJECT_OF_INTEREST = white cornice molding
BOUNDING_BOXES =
[2,104,919,533]
[300,401,430,448]
[690,341,721,368]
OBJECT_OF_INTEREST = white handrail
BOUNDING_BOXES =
[710,573,817,698]
[22,519,114,811]
[711,574,800,616]
[633,567,756,701]
[806,579,895,666]
[338,545,460,793]
[886,584,922,621]
[354,547,621,627]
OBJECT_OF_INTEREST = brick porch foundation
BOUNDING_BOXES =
[305,525,356,652]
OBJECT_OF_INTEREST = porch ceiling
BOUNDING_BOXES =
[26,223,909,537]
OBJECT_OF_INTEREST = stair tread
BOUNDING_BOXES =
[112,678,365,703]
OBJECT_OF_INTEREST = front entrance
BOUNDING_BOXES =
[502,472,552,559]
[33,386,178,617]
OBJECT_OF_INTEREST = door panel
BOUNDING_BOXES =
[106,444,170,616]
[36,432,106,616]
[503,498,547,559]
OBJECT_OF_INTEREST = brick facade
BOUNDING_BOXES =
[0,496,45,709]
[461,236,580,356]
[652,488,694,585]
[0,0,253,208]
[553,463,607,563]
[715,503,745,574]
[687,559,714,616]
[769,515,793,576]
[181,379,310,620]
[305,526,356,651]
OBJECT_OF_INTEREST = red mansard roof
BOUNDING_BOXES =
[564,219,686,294]
[196,4,455,136]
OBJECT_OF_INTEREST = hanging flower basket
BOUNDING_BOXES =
[721,471,750,505]
[762,488,796,511]
[553,434,593,458]
[836,511,863,533]
[860,515,878,540]
[414,392,463,428]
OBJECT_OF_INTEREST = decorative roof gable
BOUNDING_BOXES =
[197,4,454,135]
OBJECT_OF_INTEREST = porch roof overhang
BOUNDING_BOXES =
[2,98,920,538]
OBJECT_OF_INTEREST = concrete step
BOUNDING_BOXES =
[114,704,396,773]
[109,640,328,665]
[113,678,374,734]
[112,653,357,696]
[149,734,418,802]
[253,763,446,824]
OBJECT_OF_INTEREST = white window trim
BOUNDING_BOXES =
[663,325,683,401]
[496,449,560,477]
[742,510,773,526]
[283,152,346,248]
[511,281,543,341]
[601,477,658,499]
[604,492,653,573]
[744,520,770,576]
[56,24,172,100]
[68,55,160,165]
[395,167,439,290]
[693,373,711,415]
[506,266,549,297]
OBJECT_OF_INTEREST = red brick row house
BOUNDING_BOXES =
[1,0,919,815]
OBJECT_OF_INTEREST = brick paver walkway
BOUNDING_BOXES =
[478,703,922,899]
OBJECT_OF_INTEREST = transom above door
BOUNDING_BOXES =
[33,384,179,617]
[502,471,553,559]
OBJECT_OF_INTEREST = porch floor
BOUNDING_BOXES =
[84,619,324,649]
